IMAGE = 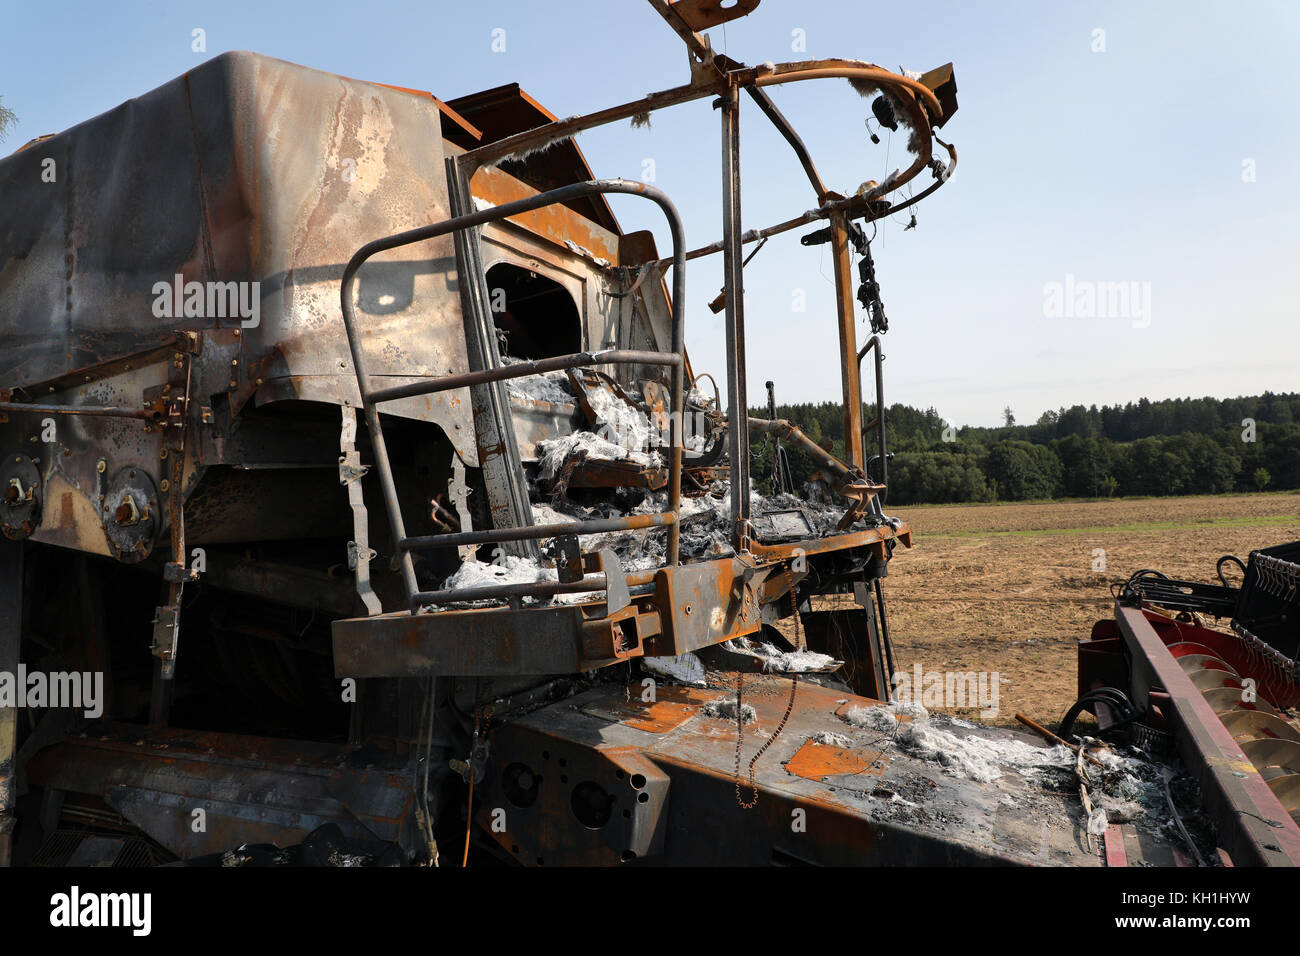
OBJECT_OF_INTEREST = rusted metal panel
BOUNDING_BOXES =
[470,164,620,265]
[23,725,416,859]
[651,558,764,654]
[477,680,1098,866]
[785,740,884,781]
[446,83,621,232]
[0,50,478,458]
[332,556,770,676]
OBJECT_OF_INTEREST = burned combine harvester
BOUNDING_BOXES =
[2,0,1297,868]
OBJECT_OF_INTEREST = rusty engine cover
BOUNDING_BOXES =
[0,52,480,554]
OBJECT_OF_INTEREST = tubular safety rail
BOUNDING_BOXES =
[339,179,687,613]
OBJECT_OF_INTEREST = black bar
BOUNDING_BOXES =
[400,513,677,552]
[0,402,160,421]
[367,349,680,405]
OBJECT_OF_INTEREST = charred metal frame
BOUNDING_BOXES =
[451,42,954,525]
[339,180,687,612]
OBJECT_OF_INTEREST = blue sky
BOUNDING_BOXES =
[4,1,1297,426]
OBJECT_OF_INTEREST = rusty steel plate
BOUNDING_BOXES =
[578,685,717,734]
[785,739,885,782]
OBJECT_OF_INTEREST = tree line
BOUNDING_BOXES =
[748,392,1300,505]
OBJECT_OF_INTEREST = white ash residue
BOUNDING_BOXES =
[531,503,573,526]
[759,647,839,674]
[507,371,574,405]
[686,386,714,408]
[810,731,854,748]
[472,195,496,211]
[845,705,900,732]
[893,721,1073,784]
[843,699,929,732]
[537,432,658,480]
[443,555,557,592]
[840,701,1073,783]
[1093,793,1145,824]
[888,700,931,720]
[534,498,668,574]
[535,383,666,478]
[732,636,840,674]
[584,384,654,454]
[702,698,756,723]
[642,652,707,687]
[631,492,717,521]
[1087,807,1109,836]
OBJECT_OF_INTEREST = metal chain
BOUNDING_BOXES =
[734,599,803,809]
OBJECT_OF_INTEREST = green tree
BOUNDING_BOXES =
[1254,467,1271,491]
[0,96,17,142]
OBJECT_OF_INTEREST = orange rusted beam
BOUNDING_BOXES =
[748,522,911,562]
[829,212,865,470]
[468,164,621,264]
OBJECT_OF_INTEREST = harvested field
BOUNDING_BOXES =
[824,492,1300,727]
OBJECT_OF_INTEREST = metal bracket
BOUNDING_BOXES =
[150,605,180,677]
[556,534,583,584]
[448,455,476,563]
[584,547,631,615]
[346,540,378,572]
[339,406,382,617]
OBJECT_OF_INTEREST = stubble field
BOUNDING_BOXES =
[865,492,1300,726]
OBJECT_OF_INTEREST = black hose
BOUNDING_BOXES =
[1217,554,1247,589]
[1059,686,1141,741]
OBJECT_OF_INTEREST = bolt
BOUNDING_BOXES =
[160,479,170,492]
[159,449,168,460]
[96,459,107,473]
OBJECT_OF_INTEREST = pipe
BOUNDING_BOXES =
[747,417,859,483]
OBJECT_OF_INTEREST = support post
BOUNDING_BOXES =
[720,89,751,550]
[829,212,865,469]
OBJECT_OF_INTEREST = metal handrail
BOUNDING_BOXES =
[339,179,687,613]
